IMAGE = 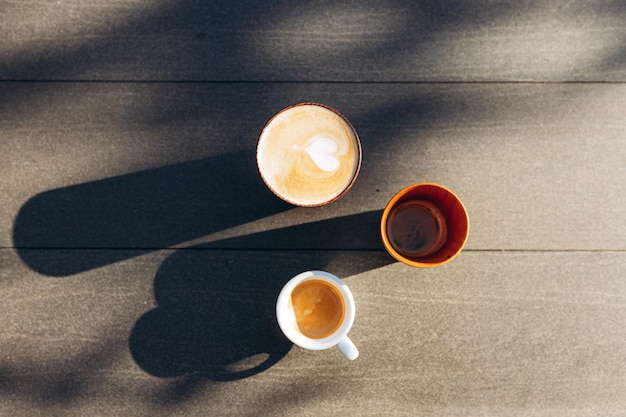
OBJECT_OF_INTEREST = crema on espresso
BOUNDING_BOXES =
[257,103,361,206]
[291,279,345,339]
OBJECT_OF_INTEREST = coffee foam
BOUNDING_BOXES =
[257,104,360,206]
[291,279,345,339]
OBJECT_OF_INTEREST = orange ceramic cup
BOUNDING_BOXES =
[380,183,469,267]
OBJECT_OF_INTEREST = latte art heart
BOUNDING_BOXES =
[257,103,361,206]
[297,135,342,173]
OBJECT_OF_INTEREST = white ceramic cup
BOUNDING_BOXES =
[276,271,359,360]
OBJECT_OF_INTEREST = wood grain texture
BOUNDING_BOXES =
[1,0,624,81]
[2,83,624,266]
[1,0,624,415]
[0,249,624,416]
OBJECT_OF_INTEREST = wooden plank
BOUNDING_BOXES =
[1,248,624,416]
[2,83,624,275]
[0,0,624,82]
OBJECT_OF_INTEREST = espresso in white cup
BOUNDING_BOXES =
[257,103,361,207]
[276,271,359,360]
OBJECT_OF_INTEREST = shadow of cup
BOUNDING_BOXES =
[129,210,393,380]
[129,250,294,381]
[13,151,290,277]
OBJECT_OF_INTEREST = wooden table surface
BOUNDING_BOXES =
[1,1,625,416]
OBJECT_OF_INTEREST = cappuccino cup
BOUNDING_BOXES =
[381,183,469,268]
[276,271,359,360]
[257,103,362,207]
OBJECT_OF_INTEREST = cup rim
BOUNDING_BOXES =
[380,183,470,268]
[276,270,355,350]
[256,102,362,207]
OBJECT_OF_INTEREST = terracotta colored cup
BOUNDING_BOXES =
[380,183,469,267]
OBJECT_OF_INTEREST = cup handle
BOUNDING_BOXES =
[337,336,359,360]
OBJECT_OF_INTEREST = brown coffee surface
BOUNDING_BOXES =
[387,200,447,259]
[291,279,345,339]
[257,104,360,206]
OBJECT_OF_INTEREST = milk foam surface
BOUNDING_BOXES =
[257,104,360,206]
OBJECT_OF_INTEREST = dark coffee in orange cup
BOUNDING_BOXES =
[381,183,469,267]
